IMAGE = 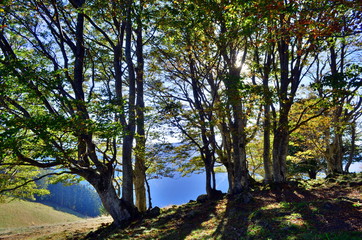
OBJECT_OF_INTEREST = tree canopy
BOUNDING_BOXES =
[0,0,361,227]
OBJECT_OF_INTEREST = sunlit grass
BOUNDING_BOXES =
[3,174,361,239]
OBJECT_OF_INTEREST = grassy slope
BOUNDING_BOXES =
[81,174,362,240]
[0,198,82,229]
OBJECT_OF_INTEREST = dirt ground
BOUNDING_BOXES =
[0,216,112,240]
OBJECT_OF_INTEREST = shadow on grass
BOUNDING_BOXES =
[213,183,362,239]
[155,200,219,239]
[212,195,251,239]
[75,181,361,240]
[80,222,119,240]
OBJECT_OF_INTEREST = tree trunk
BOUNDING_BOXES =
[211,165,216,190]
[122,2,136,205]
[325,106,344,176]
[225,67,249,194]
[326,133,344,175]
[345,123,356,173]
[272,111,289,183]
[259,47,273,183]
[272,38,292,184]
[308,170,317,180]
[205,163,212,197]
[263,102,273,182]
[145,178,152,209]
[134,158,146,212]
[187,47,219,199]
[85,171,134,227]
[134,1,147,212]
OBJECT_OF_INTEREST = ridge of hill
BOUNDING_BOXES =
[0,198,82,230]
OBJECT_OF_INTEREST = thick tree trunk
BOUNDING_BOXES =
[325,106,344,176]
[326,133,344,175]
[272,131,288,183]
[134,158,146,212]
[226,67,249,194]
[217,122,234,193]
[308,170,317,180]
[230,111,248,194]
[272,38,293,184]
[205,163,212,197]
[85,171,135,227]
[272,111,289,183]
[226,164,234,193]
[325,46,344,176]
[122,134,134,204]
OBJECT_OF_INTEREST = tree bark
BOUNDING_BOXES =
[345,123,356,173]
[261,50,273,183]
[122,1,136,205]
[134,0,147,212]
[263,102,273,182]
[85,171,134,227]
[272,110,289,183]
[272,38,292,183]
[224,66,249,193]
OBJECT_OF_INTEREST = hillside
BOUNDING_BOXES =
[74,175,362,240]
[1,175,361,240]
[0,198,82,230]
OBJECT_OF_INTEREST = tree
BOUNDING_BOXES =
[150,0,223,198]
[344,120,362,173]
[310,32,362,175]
[288,95,330,179]
[251,0,361,182]
[0,0,151,226]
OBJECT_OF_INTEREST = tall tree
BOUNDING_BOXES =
[151,3,222,197]
[253,0,361,182]
[0,0,150,226]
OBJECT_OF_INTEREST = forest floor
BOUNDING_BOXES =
[1,174,361,240]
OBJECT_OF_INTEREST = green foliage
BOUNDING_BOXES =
[0,165,50,201]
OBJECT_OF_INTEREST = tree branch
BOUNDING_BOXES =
[0,171,74,194]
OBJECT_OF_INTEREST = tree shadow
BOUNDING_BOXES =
[213,182,362,239]
[212,194,251,239]
[77,182,361,239]
[288,185,362,233]
[81,222,119,240]
[155,200,219,239]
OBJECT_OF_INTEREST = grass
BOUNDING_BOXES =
[0,198,82,230]
[84,174,361,240]
[1,174,361,239]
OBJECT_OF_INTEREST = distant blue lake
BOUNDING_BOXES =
[148,172,228,208]
[148,162,362,208]
[79,162,361,210]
